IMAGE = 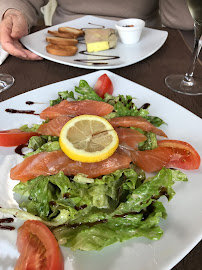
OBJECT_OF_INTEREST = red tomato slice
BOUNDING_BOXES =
[15,220,64,270]
[0,129,39,147]
[94,74,114,98]
[157,140,201,170]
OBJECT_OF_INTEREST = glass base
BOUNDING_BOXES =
[165,74,202,95]
[0,73,15,93]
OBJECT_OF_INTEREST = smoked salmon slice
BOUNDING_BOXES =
[108,116,167,137]
[37,116,72,136]
[10,150,131,182]
[40,100,114,120]
[131,147,173,172]
[115,127,147,150]
[37,118,148,149]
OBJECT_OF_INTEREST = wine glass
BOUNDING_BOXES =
[0,73,15,93]
[165,0,202,95]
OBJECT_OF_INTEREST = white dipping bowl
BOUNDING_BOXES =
[115,18,145,44]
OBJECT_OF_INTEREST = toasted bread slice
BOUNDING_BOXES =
[58,27,84,37]
[46,36,78,46]
[48,30,78,39]
[46,44,78,56]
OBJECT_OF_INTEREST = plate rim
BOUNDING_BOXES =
[20,15,168,70]
[0,70,201,270]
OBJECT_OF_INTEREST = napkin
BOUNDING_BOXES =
[0,44,9,65]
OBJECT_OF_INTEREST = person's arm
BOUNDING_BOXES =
[0,0,48,60]
[0,0,49,28]
[159,0,194,30]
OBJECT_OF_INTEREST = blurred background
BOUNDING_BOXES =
[41,0,57,26]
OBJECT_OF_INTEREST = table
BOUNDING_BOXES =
[0,26,202,270]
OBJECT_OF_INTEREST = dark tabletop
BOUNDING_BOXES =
[0,26,202,269]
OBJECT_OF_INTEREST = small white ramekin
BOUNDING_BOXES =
[115,18,145,45]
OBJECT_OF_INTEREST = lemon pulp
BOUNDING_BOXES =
[59,115,119,163]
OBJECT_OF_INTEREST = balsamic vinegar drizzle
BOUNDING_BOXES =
[75,50,119,65]
[0,217,14,223]
[0,216,15,231]
[25,101,46,105]
[79,50,120,60]
[25,101,35,105]
[76,61,108,66]
[0,225,15,231]
[15,144,28,156]
[138,103,150,110]
[57,203,156,230]
[5,108,39,116]
[81,22,105,30]
[5,100,46,116]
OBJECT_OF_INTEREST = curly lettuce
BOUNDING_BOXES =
[11,168,188,251]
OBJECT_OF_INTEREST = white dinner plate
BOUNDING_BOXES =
[20,15,168,69]
[0,71,201,270]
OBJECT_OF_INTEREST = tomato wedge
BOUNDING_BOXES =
[131,140,200,172]
[0,129,39,147]
[15,220,64,270]
[157,140,201,170]
[94,74,114,98]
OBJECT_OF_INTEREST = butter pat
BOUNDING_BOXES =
[85,28,117,53]
[87,41,109,53]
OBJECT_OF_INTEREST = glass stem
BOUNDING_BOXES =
[184,21,202,83]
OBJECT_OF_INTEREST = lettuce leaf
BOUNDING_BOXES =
[23,135,60,158]
[52,168,187,251]
[0,208,71,227]
[20,124,41,132]
[138,132,158,151]
[48,80,164,127]
[13,169,139,220]
[50,90,75,106]
[75,80,103,101]
[25,141,60,158]
[12,167,187,251]
[53,201,165,251]
[103,93,149,119]
[145,116,166,127]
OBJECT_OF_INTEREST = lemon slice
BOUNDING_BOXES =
[59,115,119,162]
